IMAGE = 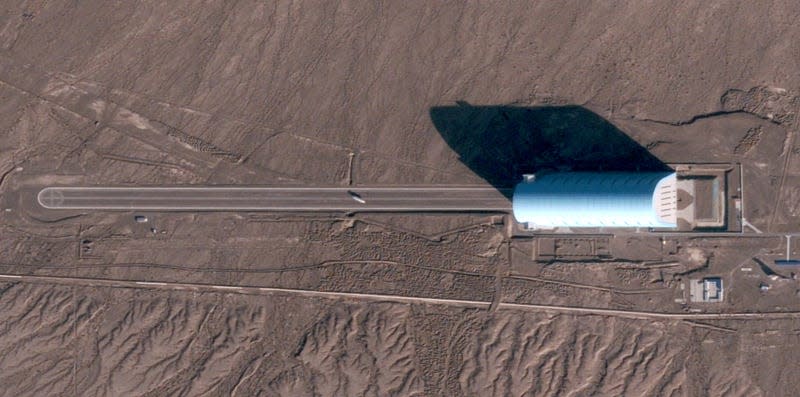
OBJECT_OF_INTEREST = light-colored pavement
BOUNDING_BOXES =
[37,186,512,211]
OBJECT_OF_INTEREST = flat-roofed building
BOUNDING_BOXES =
[689,277,724,303]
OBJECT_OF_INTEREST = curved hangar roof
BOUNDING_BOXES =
[512,172,677,229]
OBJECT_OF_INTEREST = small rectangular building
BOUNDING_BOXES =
[689,277,724,302]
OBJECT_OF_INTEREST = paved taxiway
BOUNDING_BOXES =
[37,186,512,211]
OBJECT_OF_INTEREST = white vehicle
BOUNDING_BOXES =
[347,190,366,204]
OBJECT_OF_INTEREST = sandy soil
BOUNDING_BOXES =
[2,1,800,396]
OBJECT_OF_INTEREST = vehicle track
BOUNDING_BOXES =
[2,273,798,321]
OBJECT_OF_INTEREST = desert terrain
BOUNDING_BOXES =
[2,1,800,396]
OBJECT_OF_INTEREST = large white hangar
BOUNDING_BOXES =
[512,172,678,229]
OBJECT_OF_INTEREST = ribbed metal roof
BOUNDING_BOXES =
[512,172,677,228]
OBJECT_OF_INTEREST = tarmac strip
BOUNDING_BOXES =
[37,186,512,211]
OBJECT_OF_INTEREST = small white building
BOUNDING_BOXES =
[689,277,723,302]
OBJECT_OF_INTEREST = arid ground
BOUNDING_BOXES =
[3,2,800,396]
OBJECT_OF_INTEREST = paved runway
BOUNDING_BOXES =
[37,186,512,211]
